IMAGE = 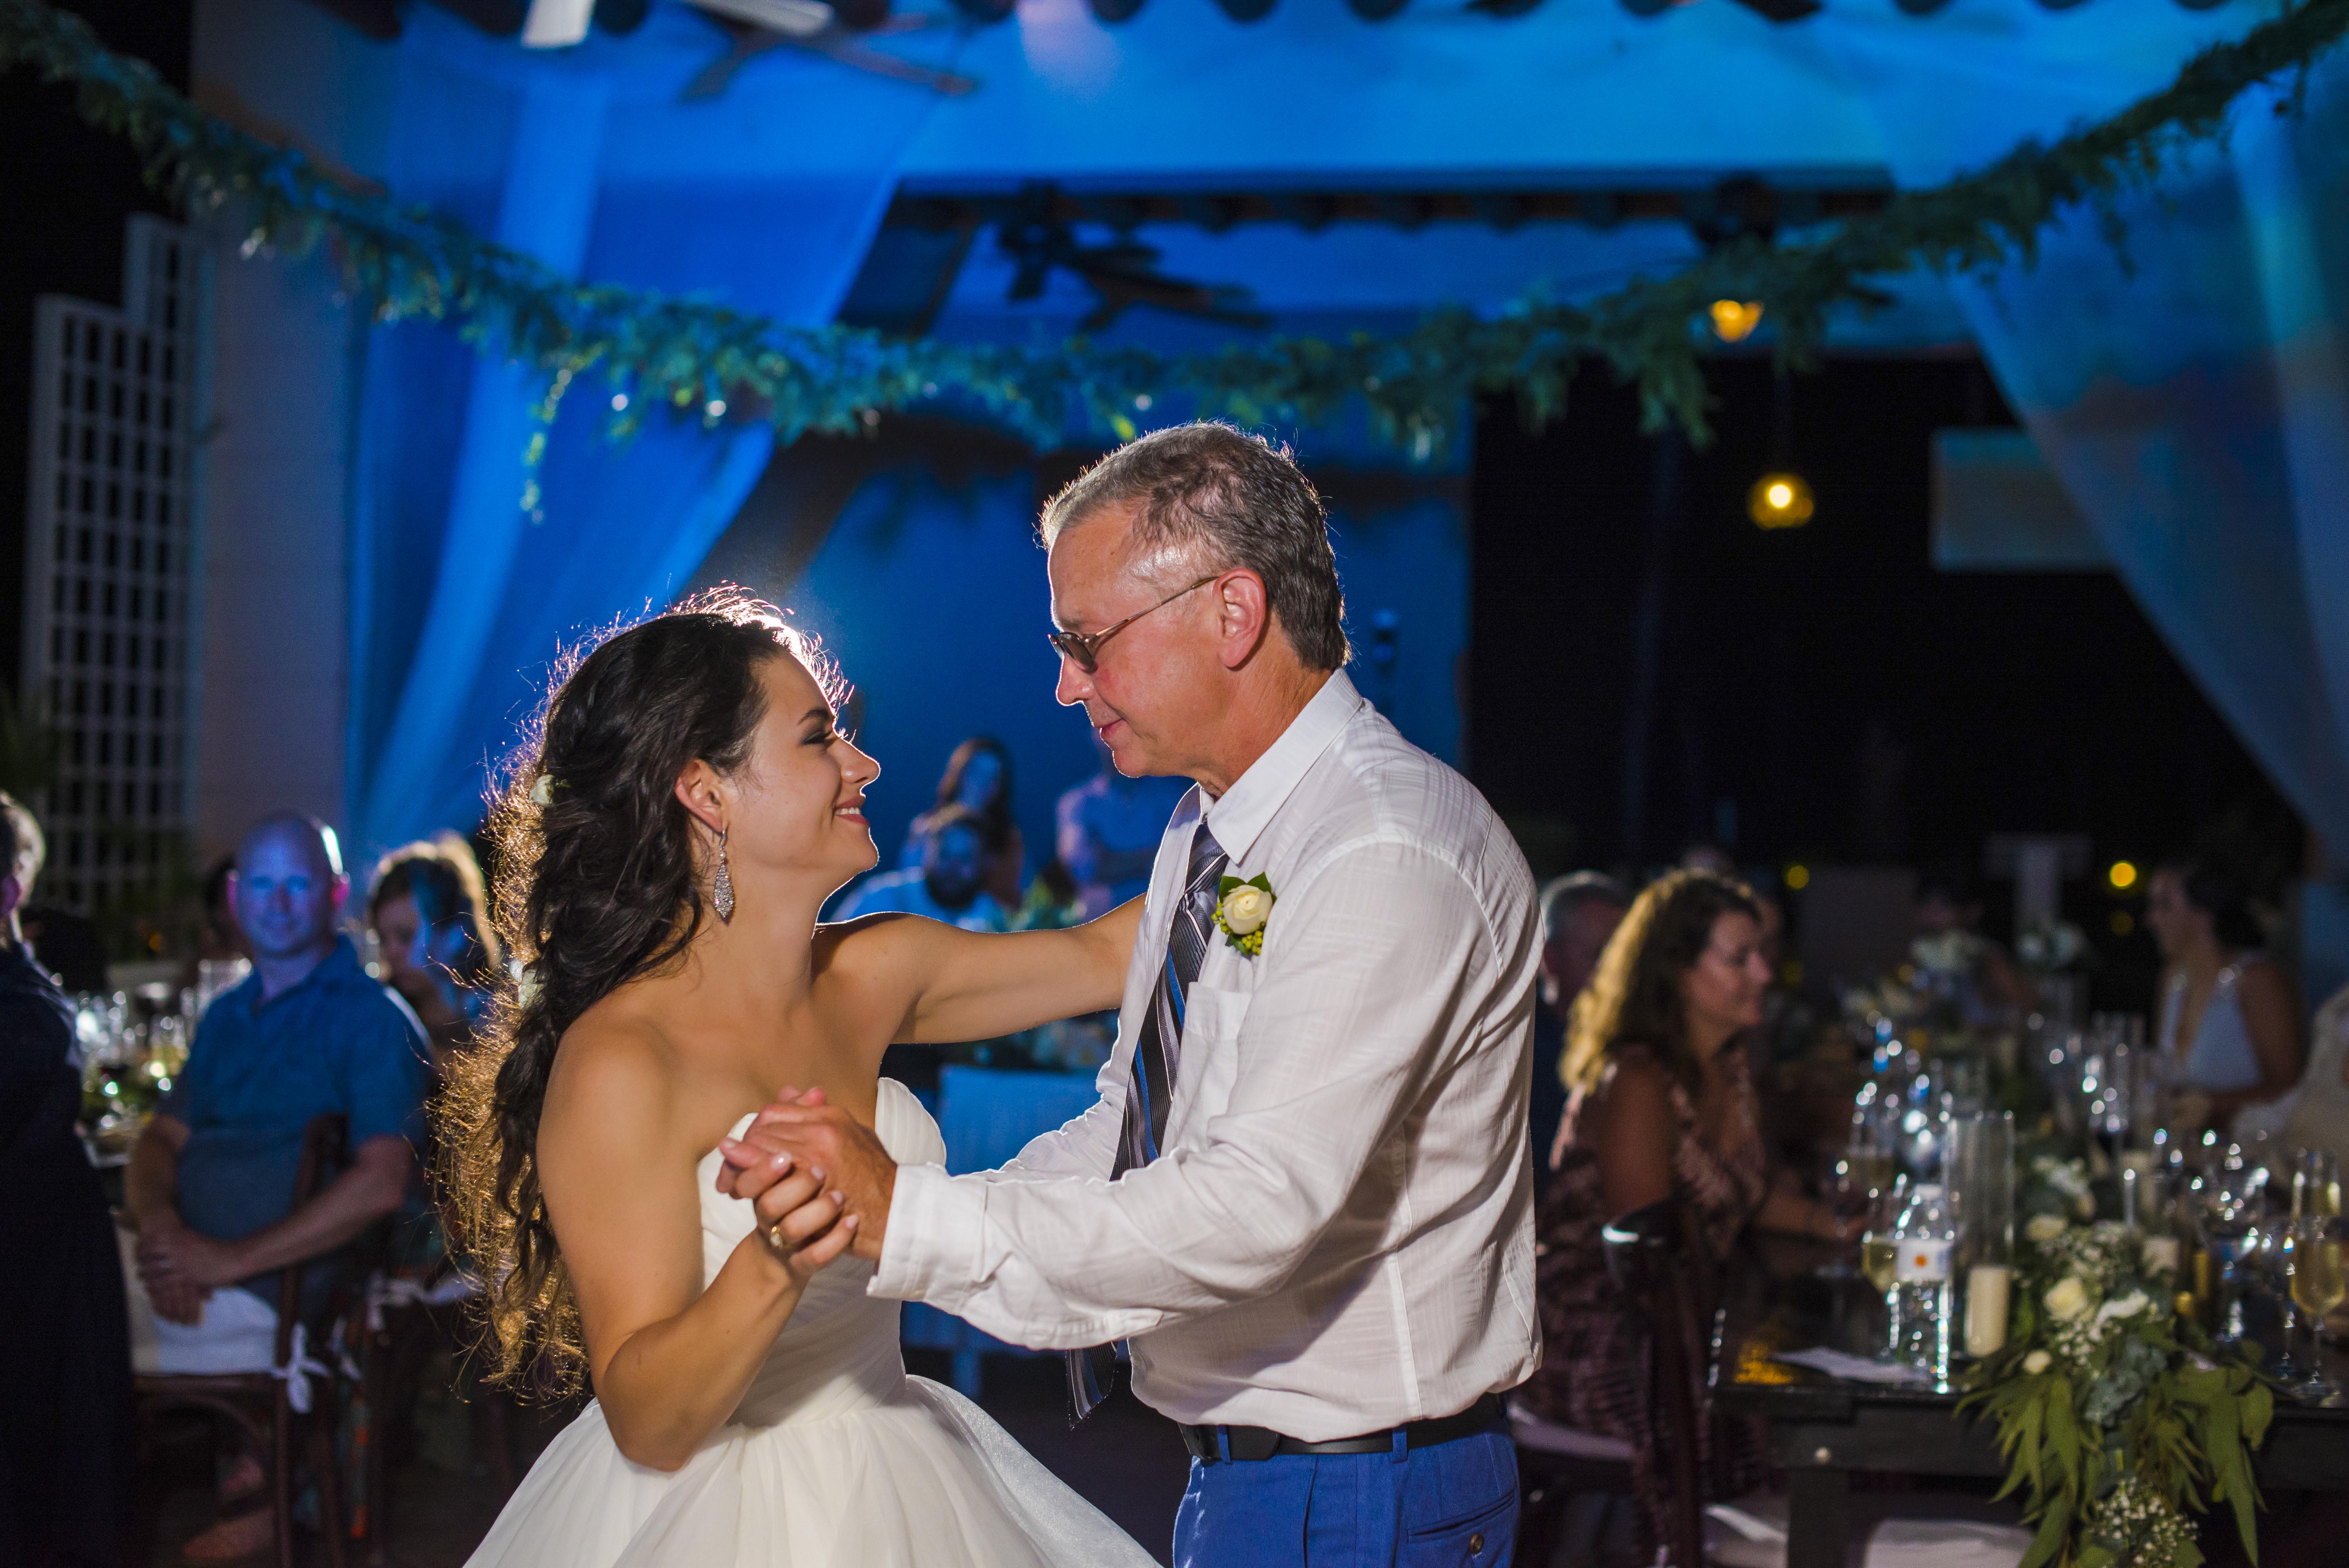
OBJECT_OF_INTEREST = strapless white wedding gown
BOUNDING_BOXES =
[463,1081,1154,1568]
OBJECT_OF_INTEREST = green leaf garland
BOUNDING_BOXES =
[4,0,2346,461]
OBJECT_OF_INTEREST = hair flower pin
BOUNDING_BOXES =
[529,773,559,807]
[1212,874,1276,957]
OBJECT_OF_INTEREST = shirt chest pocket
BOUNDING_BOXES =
[1171,981,1249,1131]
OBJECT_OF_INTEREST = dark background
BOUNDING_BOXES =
[0,0,192,702]
[1468,357,2297,1007]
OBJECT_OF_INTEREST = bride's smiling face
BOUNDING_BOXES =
[691,654,881,891]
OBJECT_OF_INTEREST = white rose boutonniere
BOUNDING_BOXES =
[2044,1276,2093,1322]
[1213,874,1276,957]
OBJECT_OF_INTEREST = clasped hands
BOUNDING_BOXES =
[134,1213,243,1325]
[715,1087,897,1265]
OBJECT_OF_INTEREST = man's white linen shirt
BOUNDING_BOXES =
[871,670,1542,1440]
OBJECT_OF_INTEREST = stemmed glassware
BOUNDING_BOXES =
[1816,1151,1875,1281]
[2279,1152,2344,1386]
[2197,1147,2267,1347]
[2285,1213,2345,1404]
[1861,1177,1908,1365]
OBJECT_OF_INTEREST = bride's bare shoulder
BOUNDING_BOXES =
[539,1003,683,1161]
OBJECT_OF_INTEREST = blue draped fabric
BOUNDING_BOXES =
[345,15,961,859]
[1825,29,2349,996]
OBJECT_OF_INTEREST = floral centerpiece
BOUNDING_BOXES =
[1961,1158,2274,1568]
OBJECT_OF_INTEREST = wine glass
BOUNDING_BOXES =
[2286,1216,2345,1403]
[2295,1150,2342,1222]
[1816,1151,1875,1281]
[1861,1178,1907,1365]
[2199,1155,2264,1347]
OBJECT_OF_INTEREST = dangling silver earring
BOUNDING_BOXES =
[712,825,736,924]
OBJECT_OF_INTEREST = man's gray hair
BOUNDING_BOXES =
[1040,422,1349,671]
[1540,871,1631,940]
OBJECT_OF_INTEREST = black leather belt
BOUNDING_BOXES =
[1178,1392,1506,1465]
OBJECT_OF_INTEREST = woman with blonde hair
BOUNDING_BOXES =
[1520,869,1853,1560]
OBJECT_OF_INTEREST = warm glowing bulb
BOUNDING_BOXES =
[1748,472,1814,529]
[2108,859,2139,891]
[1709,299,1764,342]
[1784,863,1810,891]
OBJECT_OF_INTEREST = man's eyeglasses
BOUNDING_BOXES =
[1046,575,1219,674]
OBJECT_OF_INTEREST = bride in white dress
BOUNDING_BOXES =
[438,592,1155,1568]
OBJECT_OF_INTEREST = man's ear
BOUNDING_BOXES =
[675,758,727,836]
[1212,569,1272,672]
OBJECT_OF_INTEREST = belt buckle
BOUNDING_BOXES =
[1227,1426,1283,1462]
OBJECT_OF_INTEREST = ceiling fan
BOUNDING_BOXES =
[674,0,979,97]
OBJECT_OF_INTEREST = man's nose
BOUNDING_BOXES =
[1054,653,1092,708]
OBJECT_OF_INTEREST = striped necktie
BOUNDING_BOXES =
[1067,821,1228,1420]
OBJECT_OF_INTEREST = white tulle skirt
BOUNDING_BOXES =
[462,1375,1155,1568]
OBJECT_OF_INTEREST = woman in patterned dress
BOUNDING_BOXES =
[1517,869,1859,1559]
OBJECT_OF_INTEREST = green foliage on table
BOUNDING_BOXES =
[7,0,2349,463]
[1961,1201,2276,1567]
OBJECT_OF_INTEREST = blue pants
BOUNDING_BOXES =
[1171,1428,1518,1568]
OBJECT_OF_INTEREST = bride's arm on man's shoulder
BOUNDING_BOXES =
[831,896,1142,1046]
[536,1023,857,1472]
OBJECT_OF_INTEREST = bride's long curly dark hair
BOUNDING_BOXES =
[437,589,837,1391]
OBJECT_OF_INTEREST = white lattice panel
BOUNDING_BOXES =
[20,216,209,923]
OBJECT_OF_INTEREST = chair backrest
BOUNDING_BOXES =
[271,1113,349,1365]
[1602,1196,1711,1568]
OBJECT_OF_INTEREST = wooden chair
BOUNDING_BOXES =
[135,1113,353,1568]
[1514,1196,1720,1568]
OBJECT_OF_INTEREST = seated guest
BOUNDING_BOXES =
[1913,863,2036,1025]
[2280,982,2349,1164]
[2146,855,2302,1134]
[178,855,251,1001]
[897,736,1024,909]
[1533,871,1630,1190]
[838,805,1009,931]
[121,812,429,1561]
[369,833,500,1075]
[0,792,134,1568]
[1056,732,1190,919]
[1518,870,1858,1561]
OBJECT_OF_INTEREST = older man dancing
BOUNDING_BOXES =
[727,422,1540,1568]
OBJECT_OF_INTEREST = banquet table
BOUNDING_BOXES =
[1713,1242,2349,1568]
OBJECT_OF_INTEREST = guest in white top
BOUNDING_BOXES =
[727,422,1540,1568]
[2147,856,2302,1134]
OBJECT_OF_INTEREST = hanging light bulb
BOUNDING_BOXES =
[1709,299,1764,342]
[1748,471,1813,529]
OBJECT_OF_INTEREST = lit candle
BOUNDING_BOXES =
[1965,1264,2012,1357]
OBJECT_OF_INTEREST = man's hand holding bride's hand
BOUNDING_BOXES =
[717,1087,896,1263]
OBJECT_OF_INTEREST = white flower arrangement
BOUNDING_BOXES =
[1963,1190,2270,1568]
[2016,917,2089,973]
[1910,930,1987,978]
